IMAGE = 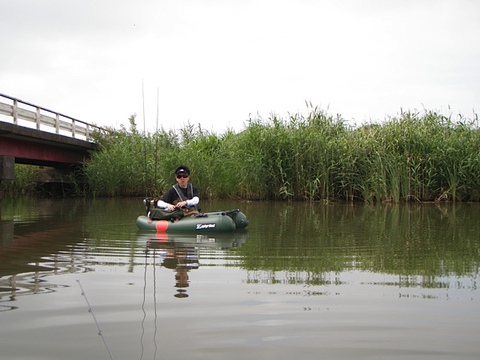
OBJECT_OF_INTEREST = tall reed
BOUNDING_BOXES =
[0,164,38,195]
[77,108,480,202]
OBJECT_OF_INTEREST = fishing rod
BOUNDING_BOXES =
[142,79,148,198]
[154,87,159,195]
[77,280,116,360]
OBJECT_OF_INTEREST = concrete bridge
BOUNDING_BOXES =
[0,93,107,189]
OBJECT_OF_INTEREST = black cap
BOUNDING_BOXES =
[175,165,190,176]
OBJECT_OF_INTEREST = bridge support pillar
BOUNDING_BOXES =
[0,156,15,180]
[0,156,14,206]
[0,155,15,218]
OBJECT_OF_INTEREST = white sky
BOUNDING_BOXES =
[1,0,479,134]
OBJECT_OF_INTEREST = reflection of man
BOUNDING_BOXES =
[161,247,199,298]
[174,266,190,298]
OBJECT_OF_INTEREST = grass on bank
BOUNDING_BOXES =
[3,108,479,203]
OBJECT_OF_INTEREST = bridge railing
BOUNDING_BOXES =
[0,93,107,142]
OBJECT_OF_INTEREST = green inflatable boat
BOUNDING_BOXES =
[136,209,249,233]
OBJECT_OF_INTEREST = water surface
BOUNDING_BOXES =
[1,197,479,359]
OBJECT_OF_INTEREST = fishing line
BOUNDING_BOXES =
[153,247,159,359]
[77,280,115,360]
[140,246,160,360]
[140,247,148,360]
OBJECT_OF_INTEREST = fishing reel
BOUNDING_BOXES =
[143,198,159,212]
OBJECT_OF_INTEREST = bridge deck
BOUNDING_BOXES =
[0,121,98,167]
[0,93,103,170]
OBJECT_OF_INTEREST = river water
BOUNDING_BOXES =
[1,197,479,360]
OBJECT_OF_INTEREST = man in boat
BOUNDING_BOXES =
[157,165,200,216]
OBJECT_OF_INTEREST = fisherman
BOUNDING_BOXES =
[157,165,200,216]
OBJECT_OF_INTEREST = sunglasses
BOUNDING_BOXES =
[176,174,189,179]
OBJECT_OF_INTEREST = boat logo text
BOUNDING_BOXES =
[196,223,216,230]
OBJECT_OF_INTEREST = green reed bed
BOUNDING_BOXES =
[5,108,478,202]
[0,164,38,195]
[219,108,480,203]
[264,108,479,203]
[83,115,181,197]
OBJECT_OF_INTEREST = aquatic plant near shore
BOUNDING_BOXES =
[82,108,480,202]
[6,107,478,202]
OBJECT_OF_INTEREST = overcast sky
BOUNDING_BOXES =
[1,0,479,133]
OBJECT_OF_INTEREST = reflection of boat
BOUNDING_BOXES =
[136,209,249,233]
[138,231,248,299]
[137,230,249,250]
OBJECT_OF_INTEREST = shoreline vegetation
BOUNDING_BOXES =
[3,106,479,203]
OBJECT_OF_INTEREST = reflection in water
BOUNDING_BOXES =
[239,201,480,293]
[1,197,479,299]
[141,231,249,298]
[149,235,199,298]
[1,197,480,359]
[0,197,139,310]
[0,210,90,310]
[138,232,248,360]
[1,197,480,305]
